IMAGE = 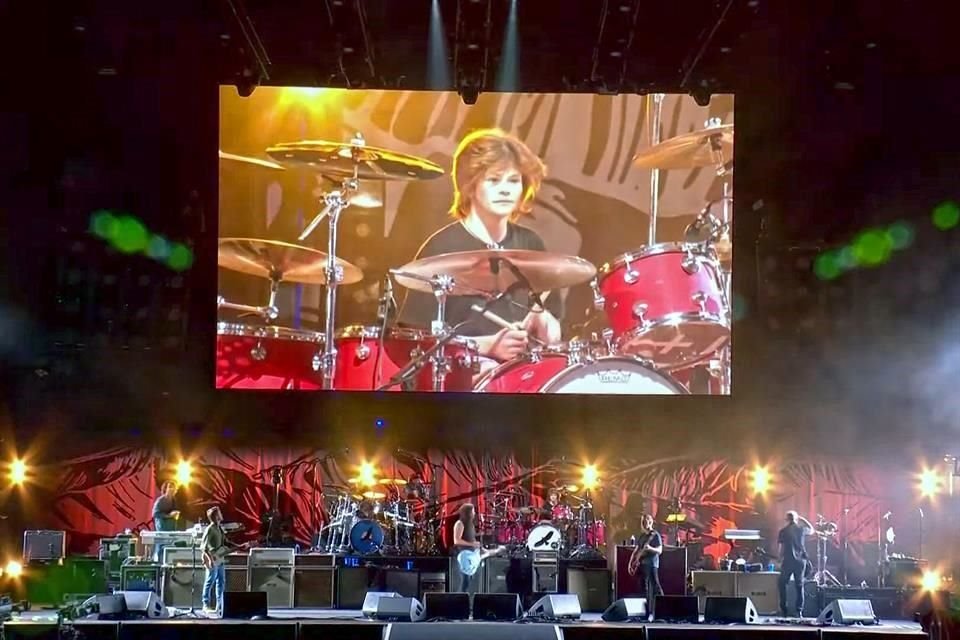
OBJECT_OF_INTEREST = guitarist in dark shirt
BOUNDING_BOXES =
[628,514,664,614]
[201,507,227,616]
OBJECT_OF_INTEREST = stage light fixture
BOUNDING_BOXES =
[582,464,600,490]
[458,84,480,105]
[921,570,942,591]
[918,468,943,499]
[4,561,22,579]
[175,460,193,486]
[8,459,27,485]
[751,466,771,494]
[358,461,378,487]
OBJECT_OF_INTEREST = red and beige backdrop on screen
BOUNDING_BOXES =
[218,88,734,395]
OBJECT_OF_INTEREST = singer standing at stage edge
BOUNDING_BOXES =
[398,128,563,362]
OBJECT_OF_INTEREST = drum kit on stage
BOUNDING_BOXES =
[217,110,734,394]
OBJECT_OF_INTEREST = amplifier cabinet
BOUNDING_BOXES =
[162,565,205,607]
[226,566,247,592]
[294,567,336,608]
[736,572,780,615]
[248,548,295,608]
[23,530,66,562]
[691,571,737,613]
[121,565,160,593]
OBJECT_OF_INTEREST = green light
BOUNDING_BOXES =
[813,252,842,280]
[146,235,171,260]
[112,216,149,254]
[932,201,960,230]
[731,292,748,321]
[89,210,117,239]
[166,243,194,271]
[886,221,915,250]
[837,246,857,270]
[851,228,892,267]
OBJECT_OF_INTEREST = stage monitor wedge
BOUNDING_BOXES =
[654,595,699,623]
[222,591,268,619]
[526,594,582,620]
[362,591,400,618]
[423,592,470,620]
[704,596,759,624]
[374,596,426,622]
[601,597,648,622]
[817,599,878,625]
[474,593,522,621]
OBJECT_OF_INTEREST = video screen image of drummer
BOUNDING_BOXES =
[217,87,734,395]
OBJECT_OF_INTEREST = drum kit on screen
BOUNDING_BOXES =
[317,473,605,558]
[217,110,734,394]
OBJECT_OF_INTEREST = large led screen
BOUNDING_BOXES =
[218,88,733,394]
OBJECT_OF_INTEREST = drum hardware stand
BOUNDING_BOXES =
[301,134,365,390]
[217,275,282,361]
[647,93,665,245]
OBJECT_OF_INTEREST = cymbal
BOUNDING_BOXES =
[348,477,380,485]
[633,124,733,170]
[393,249,597,295]
[380,478,408,486]
[218,238,363,285]
[219,150,285,171]
[363,491,386,500]
[267,139,445,181]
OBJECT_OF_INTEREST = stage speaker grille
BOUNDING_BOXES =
[704,596,760,624]
[294,567,336,608]
[817,598,877,625]
[566,567,611,612]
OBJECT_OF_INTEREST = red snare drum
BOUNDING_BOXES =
[596,243,729,369]
[333,326,478,392]
[585,520,606,547]
[216,323,323,389]
[473,348,687,395]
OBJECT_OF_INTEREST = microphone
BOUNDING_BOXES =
[377,275,396,321]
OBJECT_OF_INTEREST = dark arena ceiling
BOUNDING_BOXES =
[1,1,959,454]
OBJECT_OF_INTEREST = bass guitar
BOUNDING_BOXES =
[457,545,507,577]
[627,532,656,576]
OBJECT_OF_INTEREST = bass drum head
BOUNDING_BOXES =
[349,519,385,554]
[527,524,563,551]
[543,356,687,395]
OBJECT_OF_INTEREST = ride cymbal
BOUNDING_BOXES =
[218,238,363,285]
[393,249,596,296]
[267,139,445,181]
[633,124,733,169]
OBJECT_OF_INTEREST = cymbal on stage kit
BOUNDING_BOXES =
[267,139,445,181]
[380,478,408,486]
[633,124,734,169]
[219,150,286,171]
[393,249,597,295]
[363,491,386,500]
[218,238,363,285]
[348,477,380,485]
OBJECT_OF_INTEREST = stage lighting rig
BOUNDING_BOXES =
[325,0,376,88]
[219,0,271,97]
[590,0,641,95]
[454,0,492,105]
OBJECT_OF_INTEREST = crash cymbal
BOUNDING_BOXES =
[633,124,733,170]
[380,478,408,486]
[219,150,286,171]
[362,491,386,500]
[218,238,363,285]
[393,249,596,295]
[267,139,445,181]
[348,477,380,485]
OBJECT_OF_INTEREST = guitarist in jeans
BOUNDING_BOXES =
[452,503,481,592]
[201,506,227,616]
[628,514,664,616]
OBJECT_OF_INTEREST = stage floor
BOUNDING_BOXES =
[7,606,927,639]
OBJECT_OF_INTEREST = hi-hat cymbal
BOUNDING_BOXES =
[267,139,445,181]
[633,124,733,169]
[393,249,597,295]
[363,491,386,500]
[218,238,363,285]
[219,150,286,171]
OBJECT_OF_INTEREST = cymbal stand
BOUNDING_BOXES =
[306,135,364,389]
[707,119,733,395]
[216,274,281,322]
[647,93,665,245]
[381,270,458,391]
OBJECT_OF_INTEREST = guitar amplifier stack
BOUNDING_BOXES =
[293,554,335,608]
[248,548,295,608]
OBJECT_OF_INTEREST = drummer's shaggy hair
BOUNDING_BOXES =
[449,128,547,222]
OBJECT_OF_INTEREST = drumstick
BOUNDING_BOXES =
[469,304,547,347]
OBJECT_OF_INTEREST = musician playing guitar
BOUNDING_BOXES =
[628,514,664,615]
[452,503,505,592]
[201,506,229,616]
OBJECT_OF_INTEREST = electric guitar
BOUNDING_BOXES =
[457,545,507,577]
[204,540,253,568]
[628,532,657,576]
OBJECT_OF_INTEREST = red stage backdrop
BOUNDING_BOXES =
[30,447,919,584]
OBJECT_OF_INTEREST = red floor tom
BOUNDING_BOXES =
[595,243,728,369]
[216,323,324,389]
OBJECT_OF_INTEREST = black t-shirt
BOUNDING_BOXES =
[454,514,477,552]
[639,530,663,568]
[778,523,807,564]
[398,221,564,336]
